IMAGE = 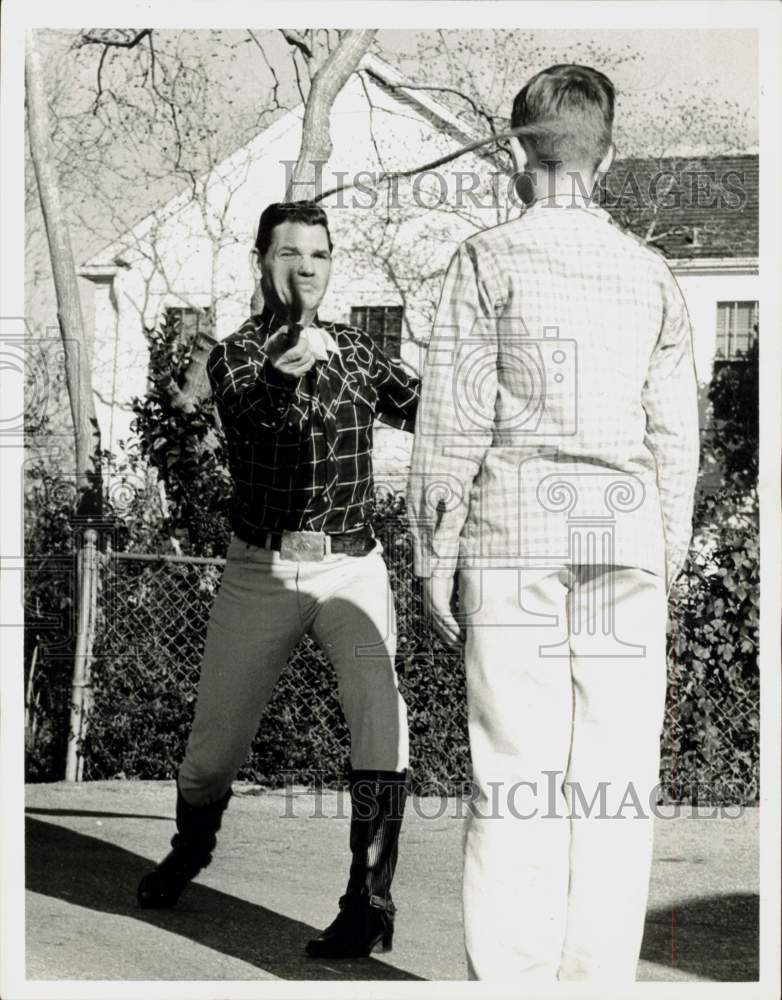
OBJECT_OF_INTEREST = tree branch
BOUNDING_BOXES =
[248,29,280,107]
[279,28,313,61]
[382,81,500,137]
[285,29,376,199]
[79,29,152,49]
[92,45,110,113]
[290,46,308,104]
[79,29,153,113]
[314,121,552,204]
[26,34,102,485]
[146,32,186,174]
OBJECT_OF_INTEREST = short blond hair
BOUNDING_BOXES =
[511,64,615,168]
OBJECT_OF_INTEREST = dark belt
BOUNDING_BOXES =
[240,525,376,559]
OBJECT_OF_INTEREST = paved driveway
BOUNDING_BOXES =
[24,781,759,985]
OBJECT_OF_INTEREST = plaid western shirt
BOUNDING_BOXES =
[407,194,700,588]
[208,307,420,540]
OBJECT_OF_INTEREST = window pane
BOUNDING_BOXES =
[197,306,213,337]
[165,307,181,341]
[715,302,731,359]
[351,305,404,358]
[733,302,755,357]
[165,306,211,347]
[383,328,402,359]
[367,309,386,338]
[734,302,754,331]
[386,306,403,334]
[716,301,759,360]
[180,309,198,343]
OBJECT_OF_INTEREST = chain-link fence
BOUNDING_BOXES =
[82,512,471,793]
[73,506,758,802]
[659,498,760,805]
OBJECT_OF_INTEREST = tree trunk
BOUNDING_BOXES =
[175,30,377,410]
[26,34,101,485]
[285,30,376,200]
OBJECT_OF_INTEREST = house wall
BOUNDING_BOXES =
[83,81,759,480]
[372,266,762,485]
[85,73,505,454]
[670,266,759,384]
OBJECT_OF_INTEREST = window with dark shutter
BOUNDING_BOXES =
[165,306,213,348]
[715,301,758,361]
[350,305,403,359]
[159,306,216,402]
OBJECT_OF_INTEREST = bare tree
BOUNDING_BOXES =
[341,30,754,324]
[26,32,101,488]
[281,29,376,198]
[58,28,376,415]
[27,28,754,471]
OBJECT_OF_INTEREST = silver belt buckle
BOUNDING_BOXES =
[279,529,327,562]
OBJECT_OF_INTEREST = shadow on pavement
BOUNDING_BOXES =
[26,817,423,981]
[27,807,172,822]
[642,893,759,981]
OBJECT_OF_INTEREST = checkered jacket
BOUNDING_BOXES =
[208,308,420,540]
[407,196,700,588]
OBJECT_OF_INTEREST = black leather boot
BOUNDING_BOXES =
[137,786,232,908]
[306,769,407,958]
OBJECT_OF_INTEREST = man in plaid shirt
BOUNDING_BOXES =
[408,65,699,981]
[138,201,419,961]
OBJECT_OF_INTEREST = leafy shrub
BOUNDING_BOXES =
[663,337,759,803]
[78,493,467,793]
[24,463,79,780]
[26,324,759,801]
[706,339,758,491]
[665,485,758,802]
[130,311,232,556]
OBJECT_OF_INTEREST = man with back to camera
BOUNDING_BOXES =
[408,65,699,980]
[136,200,420,960]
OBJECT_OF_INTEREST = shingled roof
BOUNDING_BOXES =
[596,154,758,259]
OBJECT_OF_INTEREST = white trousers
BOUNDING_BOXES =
[179,535,409,805]
[461,564,668,982]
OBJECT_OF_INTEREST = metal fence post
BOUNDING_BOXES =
[65,527,99,782]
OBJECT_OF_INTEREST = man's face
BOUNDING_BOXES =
[259,220,332,318]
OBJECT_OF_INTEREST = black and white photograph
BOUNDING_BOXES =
[1,2,780,997]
